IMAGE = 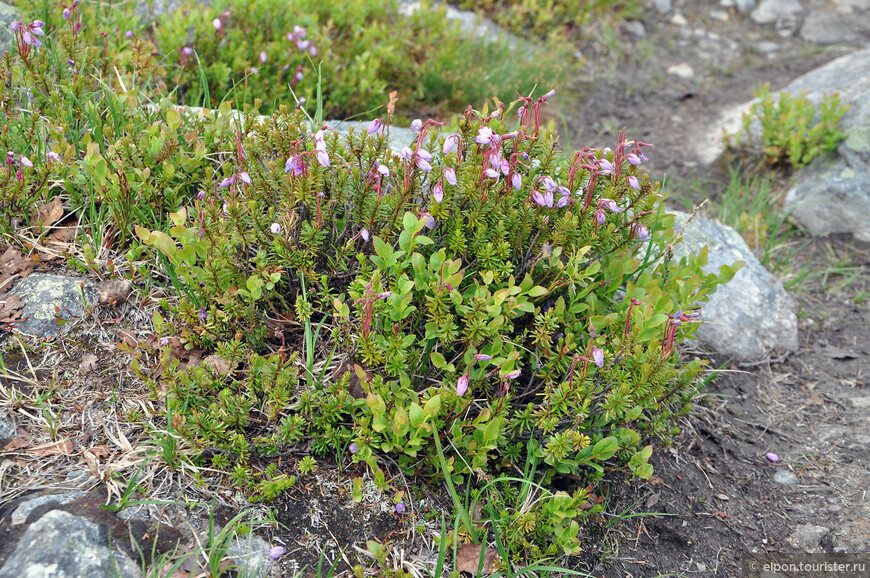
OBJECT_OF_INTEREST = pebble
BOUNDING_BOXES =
[624,20,646,38]
[736,0,756,13]
[671,13,688,26]
[786,524,830,552]
[773,469,799,485]
[710,10,729,21]
[651,0,672,13]
[850,397,870,408]
[756,41,781,53]
[751,0,803,24]
[667,63,695,80]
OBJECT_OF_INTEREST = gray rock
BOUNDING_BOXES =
[800,11,857,44]
[0,2,18,50]
[785,524,830,552]
[851,397,870,408]
[669,212,798,360]
[650,0,672,13]
[736,0,756,13]
[773,469,799,485]
[10,491,87,526]
[670,13,689,26]
[0,510,142,578]
[710,10,729,22]
[782,47,870,241]
[832,0,870,12]
[9,273,97,338]
[0,413,14,440]
[667,62,695,80]
[624,20,647,38]
[325,121,418,156]
[751,0,803,24]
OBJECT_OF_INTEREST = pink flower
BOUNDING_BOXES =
[270,222,281,234]
[627,153,641,165]
[484,168,499,179]
[316,150,329,168]
[541,89,556,101]
[456,374,469,396]
[628,176,640,190]
[598,159,614,173]
[433,183,443,203]
[511,172,522,190]
[636,223,649,241]
[595,209,606,224]
[285,156,300,174]
[47,152,60,161]
[269,546,286,560]
[196,190,206,200]
[475,126,495,145]
[410,119,422,132]
[504,369,521,379]
[541,176,556,192]
[766,452,780,463]
[474,354,492,361]
[63,8,70,19]
[400,147,413,160]
[125,30,134,38]
[259,51,267,63]
[376,162,389,177]
[212,17,221,30]
[443,168,456,186]
[592,347,604,368]
[421,212,435,229]
[395,502,406,514]
[599,198,621,213]
[442,135,459,154]
[349,443,359,454]
[19,156,33,168]
[415,157,432,172]
[297,40,309,51]
[366,118,383,135]
[532,191,553,208]
[360,229,370,242]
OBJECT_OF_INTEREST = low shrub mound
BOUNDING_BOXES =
[5,2,737,566]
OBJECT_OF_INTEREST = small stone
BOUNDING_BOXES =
[667,62,695,79]
[786,524,830,552]
[671,13,689,25]
[697,563,707,572]
[710,10,729,21]
[9,273,98,338]
[0,414,14,440]
[720,0,735,6]
[773,469,799,485]
[756,41,780,52]
[651,0,671,13]
[624,20,646,38]
[850,397,870,408]
[736,0,756,13]
[751,0,803,24]
[800,11,857,44]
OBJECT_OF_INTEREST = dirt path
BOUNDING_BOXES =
[560,1,870,574]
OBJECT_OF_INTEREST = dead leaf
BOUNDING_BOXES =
[48,224,78,244]
[115,329,138,348]
[203,354,231,375]
[80,353,99,374]
[3,435,31,452]
[87,445,111,459]
[30,197,65,228]
[456,544,501,577]
[98,279,133,306]
[0,294,26,327]
[0,246,34,292]
[29,439,74,456]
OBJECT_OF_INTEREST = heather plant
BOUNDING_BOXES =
[4,3,738,565]
[149,0,571,117]
[726,84,850,169]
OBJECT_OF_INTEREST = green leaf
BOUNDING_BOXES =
[409,403,425,428]
[527,285,549,298]
[430,351,447,369]
[423,394,441,417]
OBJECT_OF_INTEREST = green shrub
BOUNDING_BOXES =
[455,0,642,40]
[6,7,735,562]
[726,84,850,169]
[148,0,571,118]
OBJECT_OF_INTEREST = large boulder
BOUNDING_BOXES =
[0,510,142,578]
[780,47,870,241]
[9,273,97,338]
[670,211,798,360]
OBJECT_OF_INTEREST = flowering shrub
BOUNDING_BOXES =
[5,2,736,562]
[148,0,572,117]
